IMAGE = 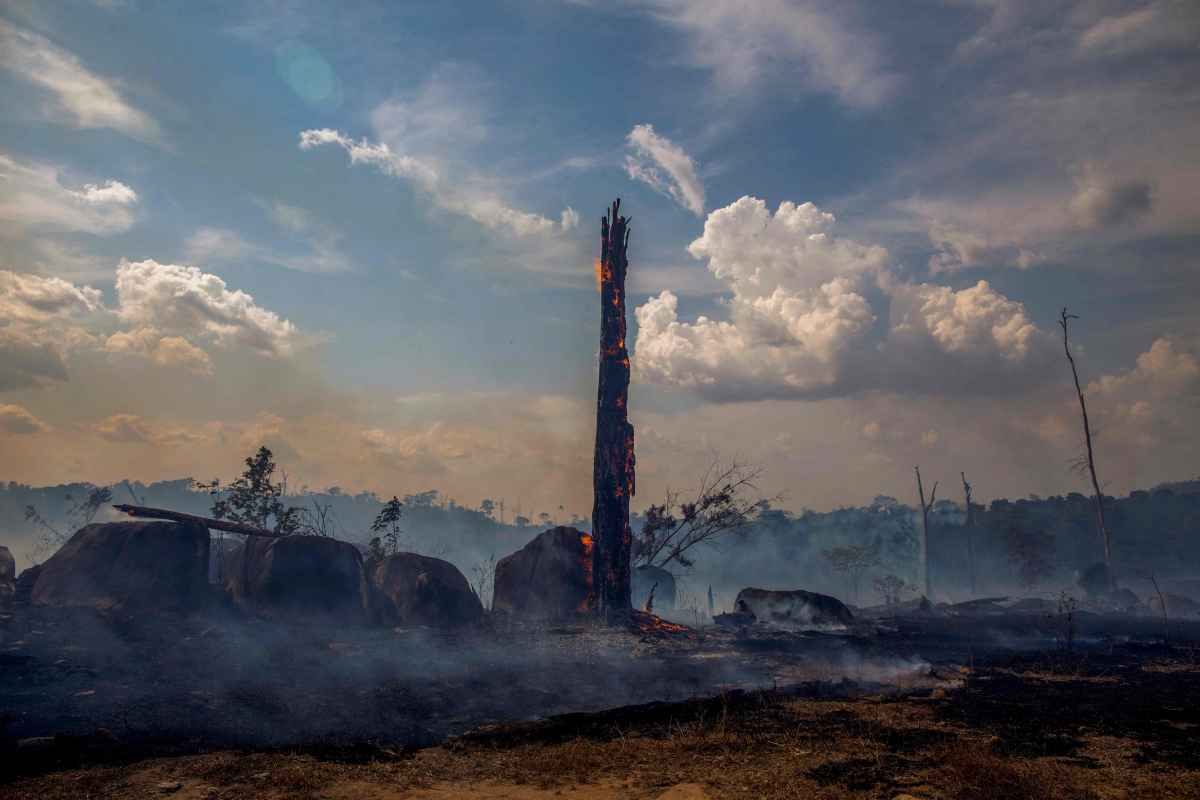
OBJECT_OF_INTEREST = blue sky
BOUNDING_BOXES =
[1,0,1198,516]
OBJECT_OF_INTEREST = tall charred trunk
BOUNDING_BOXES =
[592,199,635,623]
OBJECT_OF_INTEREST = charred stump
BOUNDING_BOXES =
[592,199,635,622]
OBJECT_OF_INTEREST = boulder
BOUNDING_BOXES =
[0,545,14,605]
[633,564,676,611]
[225,535,368,624]
[733,587,854,629]
[14,564,42,604]
[31,521,210,612]
[493,526,592,619]
[368,553,483,627]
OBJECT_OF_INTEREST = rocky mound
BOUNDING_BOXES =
[368,552,482,627]
[30,521,210,612]
[493,526,592,619]
[0,545,14,605]
[734,587,854,629]
[225,535,368,624]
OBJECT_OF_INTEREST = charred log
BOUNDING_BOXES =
[592,199,635,622]
[112,504,290,538]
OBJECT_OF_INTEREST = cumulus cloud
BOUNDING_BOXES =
[0,269,103,322]
[299,128,576,238]
[0,403,50,434]
[94,412,154,443]
[104,327,214,375]
[624,124,705,216]
[0,152,140,236]
[630,0,897,108]
[0,20,160,141]
[114,259,300,358]
[0,270,102,389]
[634,196,1056,401]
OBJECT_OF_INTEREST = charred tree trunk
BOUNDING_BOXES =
[113,504,289,538]
[961,472,977,597]
[592,199,635,623]
[1059,308,1113,588]
[915,466,937,600]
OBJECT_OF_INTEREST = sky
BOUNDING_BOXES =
[1,0,1198,519]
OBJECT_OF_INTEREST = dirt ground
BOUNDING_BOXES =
[5,645,1199,800]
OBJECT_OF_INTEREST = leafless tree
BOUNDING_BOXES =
[961,471,977,596]
[634,459,769,570]
[297,497,339,537]
[25,484,113,562]
[471,553,498,612]
[1059,307,1113,588]
[915,466,938,599]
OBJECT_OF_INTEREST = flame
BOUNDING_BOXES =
[593,258,603,293]
[578,532,595,613]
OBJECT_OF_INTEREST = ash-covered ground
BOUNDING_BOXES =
[4,597,1198,782]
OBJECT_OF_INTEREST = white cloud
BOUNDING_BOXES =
[632,0,897,108]
[0,403,50,434]
[624,124,705,216]
[300,127,577,238]
[104,327,214,375]
[0,20,160,141]
[634,196,1056,401]
[0,152,140,236]
[114,259,301,358]
[0,269,103,323]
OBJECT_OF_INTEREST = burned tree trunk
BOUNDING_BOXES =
[1059,308,1113,588]
[112,504,290,538]
[915,466,937,600]
[592,199,635,622]
[961,472,977,597]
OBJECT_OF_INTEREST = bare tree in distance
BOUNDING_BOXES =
[1059,307,1113,588]
[25,484,113,562]
[634,459,770,571]
[915,466,937,599]
[961,471,977,597]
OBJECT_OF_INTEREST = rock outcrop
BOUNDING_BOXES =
[0,545,14,605]
[31,521,210,611]
[493,526,592,619]
[225,535,368,624]
[368,552,483,628]
[733,587,854,629]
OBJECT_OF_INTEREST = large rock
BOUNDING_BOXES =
[633,564,676,611]
[493,526,592,619]
[368,553,482,627]
[733,587,854,629]
[225,535,368,624]
[31,521,210,612]
[14,564,42,605]
[0,545,14,605]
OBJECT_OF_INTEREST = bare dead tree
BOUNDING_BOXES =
[634,459,768,570]
[915,466,937,599]
[592,198,635,622]
[961,471,977,597]
[1059,308,1113,587]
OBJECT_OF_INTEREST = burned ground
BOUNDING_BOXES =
[3,642,1199,799]
[3,601,1200,798]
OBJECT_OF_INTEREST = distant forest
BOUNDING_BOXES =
[3,477,1198,608]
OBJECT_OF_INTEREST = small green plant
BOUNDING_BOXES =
[370,496,405,557]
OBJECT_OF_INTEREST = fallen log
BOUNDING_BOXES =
[111,504,289,538]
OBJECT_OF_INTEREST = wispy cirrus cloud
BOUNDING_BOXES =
[0,19,161,142]
[624,124,705,216]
